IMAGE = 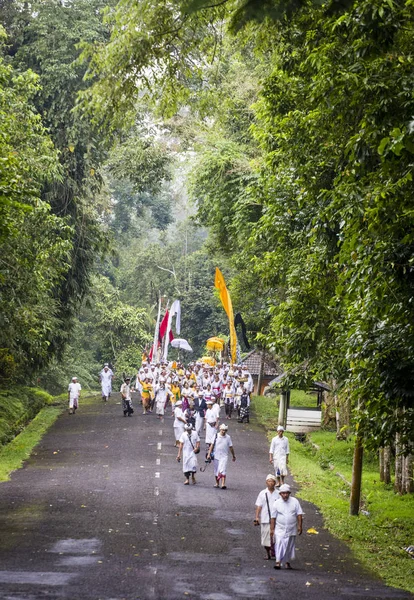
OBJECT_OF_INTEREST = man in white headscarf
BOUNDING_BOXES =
[68,377,81,415]
[176,423,200,485]
[207,423,236,489]
[270,484,303,569]
[254,474,280,559]
[99,365,112,402]
[269,426,290,486]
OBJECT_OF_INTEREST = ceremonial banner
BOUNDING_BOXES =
[159,310,170,340]
[162,300,181,361]
[214,267,237,364]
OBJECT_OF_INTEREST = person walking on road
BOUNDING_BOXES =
[176,423,200,485]
[207,423,236,489]
[270,484,303,570]
[99,365,112,402]
[155,382,170,419]
[173,400,187,447]
[254,474,280,560]
[269,426,290,486]
[140,377,153,415]
[68,376,81,415]
[204,399,219,451]
[238,387,250,423]
[120,377,134,417]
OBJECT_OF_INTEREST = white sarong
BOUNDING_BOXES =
[274,535,296,563]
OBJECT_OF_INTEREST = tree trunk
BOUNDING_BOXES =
[379,448,384,482]
[403,453,413,494]
[257,350,265,395]
[322,383,335,427]
[394,432,403,494]
[334,390,350,440]
[383,446,391,485]
[350,433,363,516]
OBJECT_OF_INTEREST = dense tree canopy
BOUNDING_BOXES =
[0,27,71,378]
[2,0,413,458]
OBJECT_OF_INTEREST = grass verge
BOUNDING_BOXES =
[252,395,414,594]
[0,405,62,481]
[0,391,101,482]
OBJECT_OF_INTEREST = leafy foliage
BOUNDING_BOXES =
[0,30,73,378]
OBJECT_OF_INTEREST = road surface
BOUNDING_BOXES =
[0,394,411,600]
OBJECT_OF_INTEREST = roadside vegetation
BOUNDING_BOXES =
[0,389,100,482]
[0,387,53,446]
[252,395,414,594]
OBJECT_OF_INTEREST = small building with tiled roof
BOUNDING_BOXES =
[240,349,283,394]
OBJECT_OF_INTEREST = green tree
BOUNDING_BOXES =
[0,29,72,378]
[3,0,115,365]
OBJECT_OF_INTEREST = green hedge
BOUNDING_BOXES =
[0,386,53,447]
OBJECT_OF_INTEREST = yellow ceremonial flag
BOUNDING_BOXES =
[214,267,237,365]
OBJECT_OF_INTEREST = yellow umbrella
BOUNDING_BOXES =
[200,356,216,367]
[206,337,225,352]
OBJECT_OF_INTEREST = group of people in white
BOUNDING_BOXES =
[135,360,247,489]
[70,360,302,569]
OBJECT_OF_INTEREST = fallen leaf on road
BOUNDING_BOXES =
[307,528,319,534]
[306,582,312,587]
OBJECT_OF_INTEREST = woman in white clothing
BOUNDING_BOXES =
[173,400,187,447]
[207,423,236,489]
[176,423,200,485]
[155,383,170,418]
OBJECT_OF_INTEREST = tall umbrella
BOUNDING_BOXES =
[171,338,193,362]
[206,337,225,352]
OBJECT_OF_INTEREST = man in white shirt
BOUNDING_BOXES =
[207,423,236,489]
[120,377,133,417]
[269,426,290,486]
[254,474,280,559]
[68,377,81,415]
[270,484,303,569]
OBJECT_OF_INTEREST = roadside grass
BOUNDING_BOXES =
[0,406,62,481]
[252,395,414,594]
[253,389,316,429]
[290,389,318,407]
[0,391,101,482]
[0,387,53,446]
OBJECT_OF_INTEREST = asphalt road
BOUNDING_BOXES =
[0,394,412,600]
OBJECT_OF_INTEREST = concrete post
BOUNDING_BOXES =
[278,391,287,428]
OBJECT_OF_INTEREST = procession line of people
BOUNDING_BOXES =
[69,359,302,569]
